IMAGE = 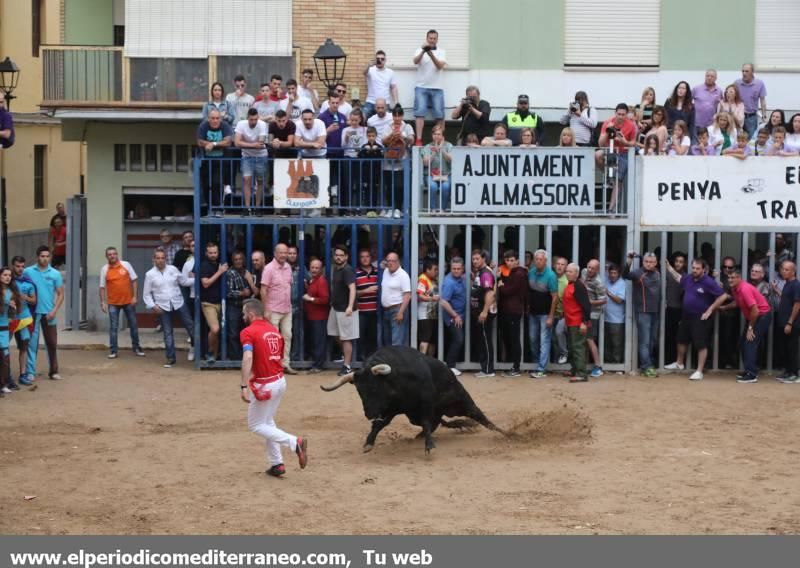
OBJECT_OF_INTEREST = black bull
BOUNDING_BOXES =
[320,347,506,453]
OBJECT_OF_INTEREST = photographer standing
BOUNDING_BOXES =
[451,86,491,144]
[595,103,637,210]
[559,91,597,147]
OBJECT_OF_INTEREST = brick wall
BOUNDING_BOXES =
[292,0,374,103]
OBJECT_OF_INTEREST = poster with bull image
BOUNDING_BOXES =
[450,147,596,213]
[273,158,330,209]
[640,155,800,227]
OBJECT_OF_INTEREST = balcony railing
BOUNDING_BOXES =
[41,46,296,108]
[43,46,123,104]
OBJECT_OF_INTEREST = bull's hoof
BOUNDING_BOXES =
[362,443,374,453]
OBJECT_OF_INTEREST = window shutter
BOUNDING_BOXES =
[374,0,470,69]
[564,0,661,67]
[755,0,800,70]
[208,0,293,57]
[125,0,292,58]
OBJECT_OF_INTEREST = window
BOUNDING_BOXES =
[32,0,42,57]
[113,26,125,47]
[124,0,292,58]
[564,0,661,68]
[130,144,142,171]
[176,145,190,173]
[114,144,127,171]
[375,0,470,68]
[755,0,800,70]
[130,58,208,102]
[160,145,173,172]
[34,145,46,210]
[145,144,158,171]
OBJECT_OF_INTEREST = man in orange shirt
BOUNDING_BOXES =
[99,246,145,359]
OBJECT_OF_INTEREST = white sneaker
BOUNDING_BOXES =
[689,370,704,381]
[557,354,568,365]
[393,209,402,219]
[475,371,496,378]
[1,386,11,393]
[107,352,118,359]
[450,367,462,377]
[187,347,195,362]
[380,209,390,218]
[223,185,232,195]
[665,362,685,371]
[49,373,63,381]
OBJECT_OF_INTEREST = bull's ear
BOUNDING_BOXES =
[370,364,392,376]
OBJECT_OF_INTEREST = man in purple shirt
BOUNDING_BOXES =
[734,63,767,138]
[691,69,722,133]
[318,93,348,153]
[0,92,14,149]
[664,258,724,381]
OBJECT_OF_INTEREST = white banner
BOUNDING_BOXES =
[273,159,330,209]
[640,156,800,227]
[450,148,595,213]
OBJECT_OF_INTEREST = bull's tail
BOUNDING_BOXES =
[468,408,508,436]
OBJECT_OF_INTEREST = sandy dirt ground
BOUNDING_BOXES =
[1,350,799,535]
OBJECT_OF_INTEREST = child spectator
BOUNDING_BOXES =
[690,127,716,156]
[358,126,384,216]
[723,130,753,160]
[667,120,691,156]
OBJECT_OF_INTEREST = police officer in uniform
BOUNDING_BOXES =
[501,94,545,146]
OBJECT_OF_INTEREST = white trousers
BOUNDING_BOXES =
[246,377,298,467]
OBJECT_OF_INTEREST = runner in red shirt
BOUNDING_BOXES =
[239,299,307,477]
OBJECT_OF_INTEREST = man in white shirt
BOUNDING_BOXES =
[235,108,269,212]
[225,75,255,124]
[320,83,353,118]
[366,98,392,133]
[413,30,447,145]
[281,79,314,121]
[380,251,411,346]
[143,248,195,368]
[363,51,398,120]
[298,68,321,112]
[294,109,327,158]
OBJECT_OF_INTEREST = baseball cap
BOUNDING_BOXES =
[518,94,529,103]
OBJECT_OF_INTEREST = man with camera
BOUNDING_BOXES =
[559,91,597,146]
[502,94,544,146]
[596,103,637,210]
[363,50,398,120]
[413,30,447,145]
[451,86,491,144]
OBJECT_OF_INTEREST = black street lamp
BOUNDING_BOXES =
[0,57,21,110]
[0,56,19,265]
[312,38,347,91]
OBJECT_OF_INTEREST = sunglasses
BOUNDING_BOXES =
[376,58,385,62]
[336,88,346,93]
[724,265,735,270]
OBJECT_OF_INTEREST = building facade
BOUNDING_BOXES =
[0,0,84,261]
[38,0,800,331]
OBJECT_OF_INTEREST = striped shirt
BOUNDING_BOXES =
[355,265,379,312]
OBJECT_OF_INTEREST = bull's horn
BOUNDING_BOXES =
[320,372,354,392]
[370,364,392,376]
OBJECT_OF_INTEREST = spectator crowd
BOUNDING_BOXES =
[194,29,797,217]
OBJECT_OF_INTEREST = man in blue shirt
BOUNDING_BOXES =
[12,256,36,385]
[24,246,65,381]
[604,264,626,364]
[439,257,466,376]
[528,250,558,378]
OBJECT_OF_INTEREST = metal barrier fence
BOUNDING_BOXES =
[191,148,799,376]
[197,151,410,219]
[192,155,411,369]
